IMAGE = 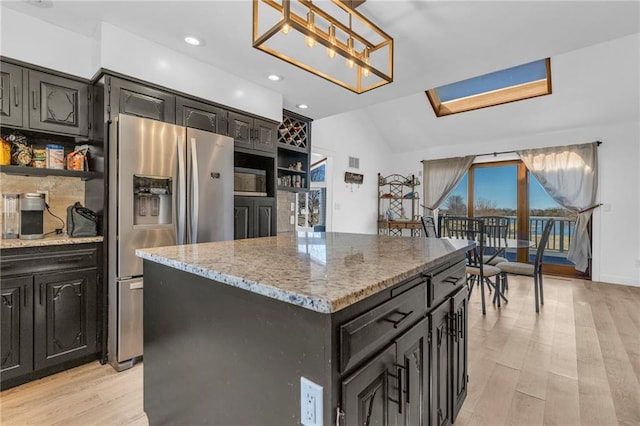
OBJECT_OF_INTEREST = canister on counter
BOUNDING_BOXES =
[0,136,11,165]
[31,148,46,168]
[46,144,65,169]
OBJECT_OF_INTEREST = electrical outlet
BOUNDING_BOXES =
[290,215,295,225]
[290,202,295,212]
[300,377,322,426]
[36,190,49,204]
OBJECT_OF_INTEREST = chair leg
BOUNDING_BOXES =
[503,274,509,291]
[480,275,487,315]
[533,273,540,313]
[468,275,476,298]
[539,271,544,306]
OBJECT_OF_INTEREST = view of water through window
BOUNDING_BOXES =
[441,163,576,267]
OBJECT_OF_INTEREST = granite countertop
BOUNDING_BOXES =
[1,234,103,249]
[136,232,474,314]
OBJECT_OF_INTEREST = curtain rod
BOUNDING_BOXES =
[420,141,603,162]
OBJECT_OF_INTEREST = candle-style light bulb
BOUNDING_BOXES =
[305,11,317,48]
[326,25,336,58]
[362,47,370,77]
[346,37,355,68]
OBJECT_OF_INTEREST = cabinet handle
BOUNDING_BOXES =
[458,311,464,340]
[443,276,459,286]
[449,313,458,342]
[14,85,19,106]
[32,90,37,110]
[387,365,404,414]
[381,310,413,329]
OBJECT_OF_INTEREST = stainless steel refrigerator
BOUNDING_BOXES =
[108,114,233,370]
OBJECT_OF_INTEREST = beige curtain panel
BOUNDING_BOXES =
[422,155,475,215]
[518,142,598,272]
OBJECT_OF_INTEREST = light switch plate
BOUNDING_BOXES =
[301,377,323,426]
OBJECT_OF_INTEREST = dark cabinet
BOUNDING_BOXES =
[0,61,91,137]
[109,76,175,123]
[0,276,33,382]
[234,197,276,239]
[430,299,452,426]
[0,61,25,128]
[176,96,227,134]
[28,70,90,137]
[33,269,97,370]
[0,244,101,390]
[277,111,312,191]
[337,258,469,426]
[396,317,430,426]
[341,344,396,426]
[451,286,469,421]
[228,111,277,154]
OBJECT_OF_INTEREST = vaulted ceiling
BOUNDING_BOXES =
[3,1,639,151]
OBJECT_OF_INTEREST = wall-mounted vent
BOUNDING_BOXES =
[348,156,360,169]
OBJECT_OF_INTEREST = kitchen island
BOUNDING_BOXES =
[137,232,474,426]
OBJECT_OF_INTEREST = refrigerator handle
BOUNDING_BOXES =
[190,137,199,244]
[176,135,186,244]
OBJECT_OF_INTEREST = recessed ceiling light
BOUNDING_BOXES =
[268,74,283,81]
[296,104,309,109]
[184,36,202,46]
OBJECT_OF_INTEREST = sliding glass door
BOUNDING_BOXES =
[441,160,583,277]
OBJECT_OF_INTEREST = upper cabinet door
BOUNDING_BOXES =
[254,118,277,154]
[176,96,227,134]
[110,77,176,123]
[0,62,25,128]
[228,111,253,150]
[28,70,89,137]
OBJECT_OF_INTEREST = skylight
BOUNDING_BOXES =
[426,58,552,117]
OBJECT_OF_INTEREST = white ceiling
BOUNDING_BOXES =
[3,0,639,151]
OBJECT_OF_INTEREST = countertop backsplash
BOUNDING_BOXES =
[0,173,85,237]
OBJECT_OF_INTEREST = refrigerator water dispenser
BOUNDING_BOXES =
[133,175,172,226]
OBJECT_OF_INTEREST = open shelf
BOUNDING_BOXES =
[277,167,306,174]
[0,165,103,180]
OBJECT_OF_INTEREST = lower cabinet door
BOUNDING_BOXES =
[342,344,397,426]
[395,317,430,426]
[430,300,452,426]
[0,276,33,381]
[233,198,252,240]
[254,198,276,237]
[451,286,469,421]
[33,268,97,370]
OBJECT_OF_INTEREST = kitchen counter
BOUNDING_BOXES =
[136,232,474,313]
[0,234,103,249]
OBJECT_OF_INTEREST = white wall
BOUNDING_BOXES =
[313,110,394,234]
[0,8,282,121]
[0,7,95,77]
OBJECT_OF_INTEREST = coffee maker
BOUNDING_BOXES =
[19,193,45,239]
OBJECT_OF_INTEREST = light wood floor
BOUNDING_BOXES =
[1,275,639,425]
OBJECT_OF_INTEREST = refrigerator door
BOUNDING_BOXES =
[117,278,143,362]
[116,114,185,278]
[186,128,234,243]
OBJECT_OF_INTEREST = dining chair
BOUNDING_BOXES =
[495,219,555,313]
[420,215,438,237]
[443,217,503,315]
[477,216,510,266]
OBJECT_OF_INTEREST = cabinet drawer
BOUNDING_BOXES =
[340,283,426,373]
[1,248,97,276]
[426,260,465,308]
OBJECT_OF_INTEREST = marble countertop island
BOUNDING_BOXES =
[136,232,474,313]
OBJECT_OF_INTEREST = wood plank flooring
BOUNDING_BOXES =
[1,275,639,425]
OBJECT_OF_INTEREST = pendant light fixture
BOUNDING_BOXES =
[253,0,393,94]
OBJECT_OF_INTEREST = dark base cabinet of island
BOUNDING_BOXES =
[143,254,468,426]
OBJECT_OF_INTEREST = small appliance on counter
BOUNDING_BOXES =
[19,193,45,240]
[2,193,20,239]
